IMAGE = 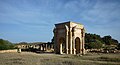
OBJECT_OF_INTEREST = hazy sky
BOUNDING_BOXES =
[0,0,120,43]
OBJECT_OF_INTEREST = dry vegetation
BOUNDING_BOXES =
[0,52,120,65]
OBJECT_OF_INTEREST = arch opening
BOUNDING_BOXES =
[59,37,66,54]
[75,37,80,54]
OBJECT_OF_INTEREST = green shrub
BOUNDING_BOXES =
[0,39,14,50]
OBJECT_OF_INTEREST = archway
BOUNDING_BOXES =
[75,37,80,54]
[59,37,66,54]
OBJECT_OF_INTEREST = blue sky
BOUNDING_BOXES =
[0,0,120,43]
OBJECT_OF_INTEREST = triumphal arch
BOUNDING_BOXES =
[53,21,85,54]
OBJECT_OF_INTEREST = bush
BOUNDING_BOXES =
[117,43,120,50]
[86,39,103,49]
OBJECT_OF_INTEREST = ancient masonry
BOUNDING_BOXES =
[53,21,85,54]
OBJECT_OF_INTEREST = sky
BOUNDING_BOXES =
[0,0,120,43]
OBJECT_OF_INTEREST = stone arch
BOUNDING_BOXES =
[59,37,66,54]
[54,22,85,55]
[75,37,80,54]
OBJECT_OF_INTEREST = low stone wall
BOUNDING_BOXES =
[0,49,18,53]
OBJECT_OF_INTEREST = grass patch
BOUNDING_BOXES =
[97,57,120,62]
[0,52,120,65]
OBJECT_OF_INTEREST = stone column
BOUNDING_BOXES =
[72,25,77,54]
[41,45,43,51]
[65,25,69,54]
[17,48,21,53]
[60,43,62,54]
[70,28,72,54]
[82,29,85,55]
[40,45,42,51]
[80,38,82,54]
[39,45,41,51]
[72,27,76,54]
[43,44,45,51]
[66,30,68,54]
[45,44,47,51]
[40,45,42,50]
[82,36,85,55]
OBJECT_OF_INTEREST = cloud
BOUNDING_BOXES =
[0,0,56,27]
[77,0,120,42]
[82,0,120,23]
[0,0,120,42]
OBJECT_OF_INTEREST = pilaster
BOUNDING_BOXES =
[66,30,68,54]
[69,28,72,54]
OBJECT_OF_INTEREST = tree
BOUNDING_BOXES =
[117,43,120,50]
[85,33,103,43]
[85,39,103,49]
[102,35,118,45]
[51,37,54,44]
[85,33,103,49]
[0,39,14,50]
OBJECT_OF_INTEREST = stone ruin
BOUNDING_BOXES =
[53,21,85,55]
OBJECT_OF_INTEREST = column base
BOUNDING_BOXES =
[82,48,85,55]
[66,49,69,54]
[73,48,76,54]
[70,49,72,54]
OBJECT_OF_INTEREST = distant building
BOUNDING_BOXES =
[15,43,29,49]
[15,42,54,51]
